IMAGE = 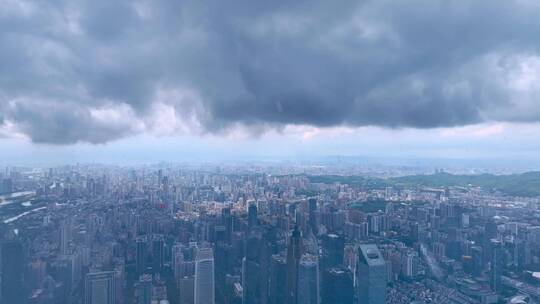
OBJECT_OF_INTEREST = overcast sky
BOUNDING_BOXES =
[1,0,540,165]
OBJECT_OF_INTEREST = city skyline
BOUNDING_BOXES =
[1,0,540,165]
[2,1,540,303]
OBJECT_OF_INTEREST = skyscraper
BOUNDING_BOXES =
[85,271,116,304]
[1,239,25,303]
[321,234,344,271]
[152,235,164,274]
[298,254,319,304]
[195,247,215,304]
[321,267,354,304]
[357,244,387,304]
[490,240,502,293]
[269,254,287,304]
[136,236,148,275]
[135,274,153,304]
[286,226,303,304]
[172,243,185,281]
[60,219,71,255]
[308,198,318,234]
[179,276,195,304]
[248,203,258,228]
[222,206,233,242]
[242,229,270,304]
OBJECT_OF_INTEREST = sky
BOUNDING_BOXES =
[1,0,540,166]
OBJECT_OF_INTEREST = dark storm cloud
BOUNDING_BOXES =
[1,0,540,143]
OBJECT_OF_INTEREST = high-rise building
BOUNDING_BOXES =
[135,274,153,304]
[308,198,318,234]
[172,243,185,281]
[0,178,13,194]
[84,271,116,304]
[137,236,148,275]
[321,234,344,271]
[242,229,270,304]
[179,276,195,304]
[297,254,319,304]
[248,203,258,228]
[152,235,164,274]
[60,219,72,255]
[286,226,303,304]
[321,267,354,304]
[1,239,25,303]
[401,252,419,278]
[222,207,233,242]
[269,254,287,304]
[195,247,215,304]
[357,244,387,304]
[490,240,502,293]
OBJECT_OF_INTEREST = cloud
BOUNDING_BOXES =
[1,0,540,144]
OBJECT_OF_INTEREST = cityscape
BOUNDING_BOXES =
[2,0,540,303]
[1,164,540,303]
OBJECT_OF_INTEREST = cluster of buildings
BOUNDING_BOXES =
[0,164,540,304]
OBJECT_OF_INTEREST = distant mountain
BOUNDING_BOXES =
[390,171,540,197]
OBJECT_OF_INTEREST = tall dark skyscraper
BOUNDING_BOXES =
[242,229,270,304]
[490,240,502,293]
[357,244,387,304]
[136,236,148,275]
[321,234,344,270]
[248,203,258,228]
[321,267,354,304]
[84,271,116,304]
[269,254,287,304]
[298,254,319,304]
[308,198,318,234]
[152,234,164,274]
[286,226,303,304]
[1,239,25,303]
[222,206,233,241]
[135,274,152,304]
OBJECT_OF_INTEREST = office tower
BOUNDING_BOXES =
[222,207,233,241]
[85,271,116,304]
[195,247,215,304]
[179,276,195,304]
[135,274,153,304]
[401,252,419,278]
[357,244,387,304]
[385,201,394,214]
[485,221,498,240]
[157,169,163,186]
[471,246,484,276]
[153,235,164,274]
[286,226,303,304]
[1,239,25,303]
[308,198,318,234]
[137,236,148,275]
[269,254,287,304]
[1,178,13,194]
[215,242,232,295]
[248,203,258,228]
[321,234,344,271]
[321,267,354,304]
[242,229,270,304]
[60,219,72,255]
[490,240,502,292]
[172,243,185,280]
[298,254,319,304]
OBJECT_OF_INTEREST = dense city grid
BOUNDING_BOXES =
[1,164,540,304]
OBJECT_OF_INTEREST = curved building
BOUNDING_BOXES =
[195,247,215,304]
